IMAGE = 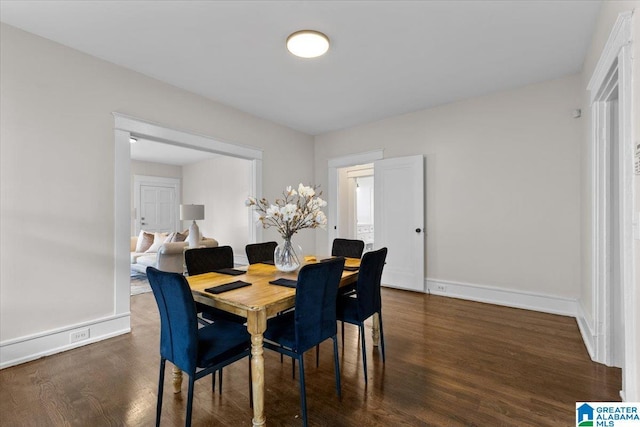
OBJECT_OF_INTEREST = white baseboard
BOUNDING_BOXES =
[425,278,578,317]
[0,313,131,369]
[576,302,596,359]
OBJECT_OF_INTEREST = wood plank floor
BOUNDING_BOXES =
[0,289,621,426]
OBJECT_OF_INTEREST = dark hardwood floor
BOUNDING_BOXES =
[0,289,621,426]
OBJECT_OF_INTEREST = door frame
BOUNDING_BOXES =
[587,11,636,400]
[328,150,384,254]
[133,175,181,235]
[113,113,263,316]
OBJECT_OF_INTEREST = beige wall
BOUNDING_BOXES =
[0,23,314,342]
[131,159,182,180]
[182,156,251,257]
[316,74,583,298]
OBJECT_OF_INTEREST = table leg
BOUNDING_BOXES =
[172,365,183,393]
[247,310,267,427]
[372,313,380,347]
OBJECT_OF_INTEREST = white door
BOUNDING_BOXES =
[374,155,424,292]
[139,185,176,233]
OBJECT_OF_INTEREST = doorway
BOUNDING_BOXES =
[587,11,635,400]
[114,114,264,320]
[336,163,375,250]
[328,151,425,292]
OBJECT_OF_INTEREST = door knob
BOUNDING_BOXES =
[415,228,422,233]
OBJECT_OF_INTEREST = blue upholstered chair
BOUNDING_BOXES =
[332,238,365,297]
[146,267,251,427]
[263,258,345,427]
[245,241,277,264]
[183,246,247,392]
[184,246,246,325]
[331,238,365,259]
[184,245,235,275]
[336,247,387,384]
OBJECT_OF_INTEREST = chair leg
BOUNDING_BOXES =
[218,369,223,395]
[332,336,341,399]
[156,359,166,427]
[360,323,368,385]
[292,357,296,379]
[186,376,195,427]
[379,312,386,363]
[298,356,308,427]
[341,321,345,346]
[316,344,320,368]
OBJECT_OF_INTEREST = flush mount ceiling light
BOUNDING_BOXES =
[286,30,330,58]
[129,137,137,144]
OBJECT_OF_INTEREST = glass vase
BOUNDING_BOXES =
[274,237,302,272]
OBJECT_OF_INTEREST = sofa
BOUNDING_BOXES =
[130,231,218,274]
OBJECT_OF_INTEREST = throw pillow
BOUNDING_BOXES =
[146,232,169,253]
[135,230,154,253]
[171,231,188,242]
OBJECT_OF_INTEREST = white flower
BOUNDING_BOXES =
[265,204,280,218]
[245,197,256,206]
[298,183,315,198]
[281,203,297,221]
[315,211,327,226]
[285,186,297,196]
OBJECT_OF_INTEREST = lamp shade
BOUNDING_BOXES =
[180,204,204,221]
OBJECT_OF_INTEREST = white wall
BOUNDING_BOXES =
[182,156,251,259]
[0,23,314,365]
[316,74,583,302]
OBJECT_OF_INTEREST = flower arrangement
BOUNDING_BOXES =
[245,183,327,239]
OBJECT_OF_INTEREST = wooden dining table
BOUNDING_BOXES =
[180,256,374,427]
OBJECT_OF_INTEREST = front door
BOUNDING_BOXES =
[374,155,425,292]
[140,184,176,233]
[133,175,181,235]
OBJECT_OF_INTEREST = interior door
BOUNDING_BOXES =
[139,185,176,233]
[374,155,425,292]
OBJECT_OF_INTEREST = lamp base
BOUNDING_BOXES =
[187,221,200,248]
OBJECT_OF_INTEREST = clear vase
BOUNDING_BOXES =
[274,237,302,272]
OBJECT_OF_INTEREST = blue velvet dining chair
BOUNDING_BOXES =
[331,238,365,259]
[336,247,388,385]
[184,245,235,275]
[146,267,251,427]
[262,257,345,427]
[183,245,247,393]
[184,245,246,325]
[245,241,277,264]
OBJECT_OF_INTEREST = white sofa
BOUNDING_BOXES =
[130,234,219,274]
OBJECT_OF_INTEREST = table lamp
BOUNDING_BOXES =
[180,204,205,248]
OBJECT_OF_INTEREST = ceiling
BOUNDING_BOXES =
[0,1,601,136]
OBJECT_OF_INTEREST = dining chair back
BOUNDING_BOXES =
[184,246,234,276]
[147,267,251,427]
[245,241,277,265]
[331,238,365,259]
[263,257,345,426]
[337,247,388,384]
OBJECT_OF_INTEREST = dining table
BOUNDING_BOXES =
[176,256,378,427]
